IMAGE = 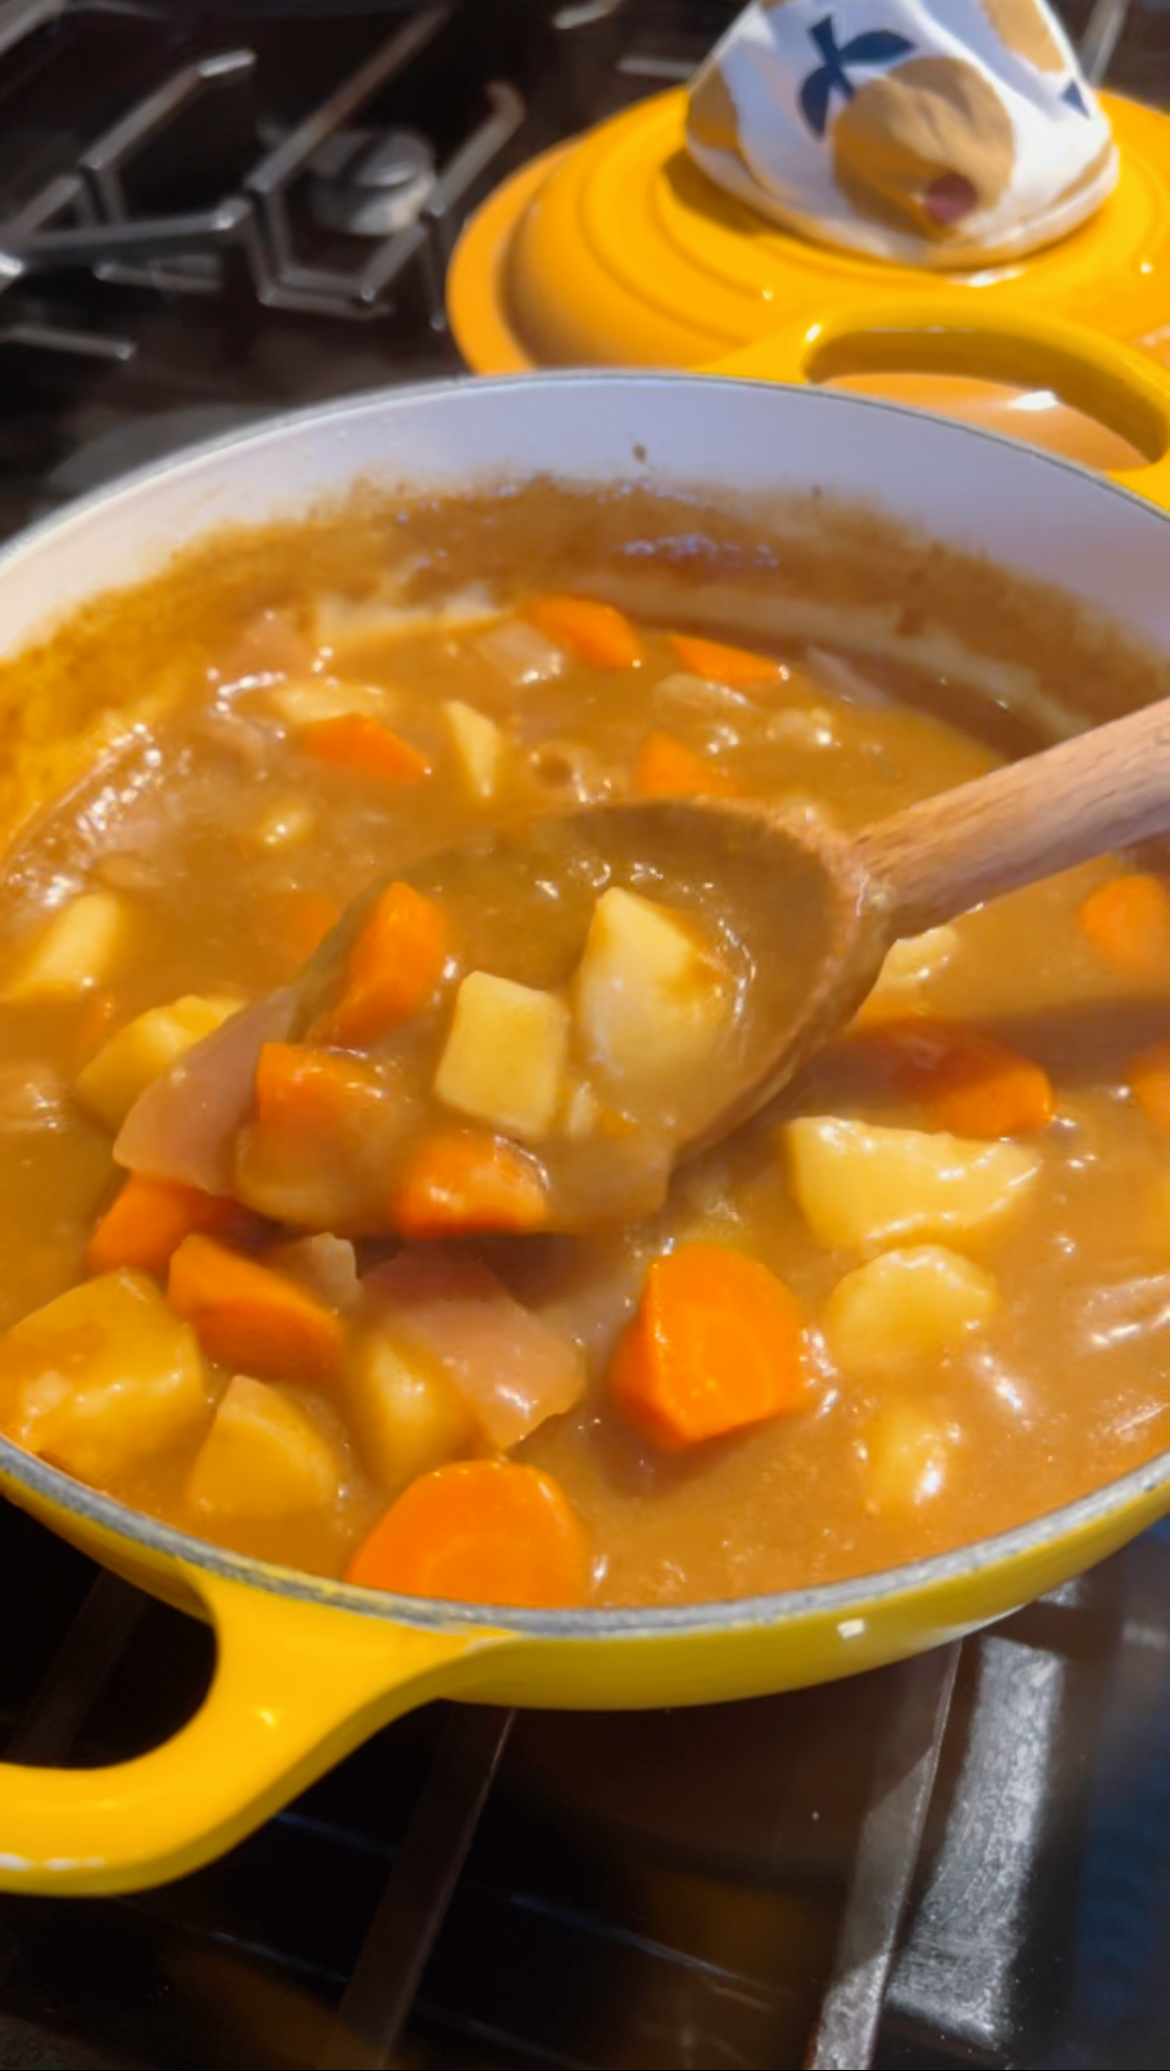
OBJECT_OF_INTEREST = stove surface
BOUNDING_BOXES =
[1,4,1170,2067]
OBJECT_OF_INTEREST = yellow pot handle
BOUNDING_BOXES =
[0,1567,506,1895]
[712,303,1170,511]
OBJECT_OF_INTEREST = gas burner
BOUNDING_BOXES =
[0,0,525,323]
[308,125,437,237]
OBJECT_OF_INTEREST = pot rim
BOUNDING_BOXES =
[3,366,1169,1642]
[9,1426,1170,1639]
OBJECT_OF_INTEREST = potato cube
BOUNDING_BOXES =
[876,926,959,992]
[266,678,395,728]
[443,700,504,801]
[5,891,126,1000]
[0,1270,208,1485]
[859,926,962,1027]
[435,971,569,1141]
[75,991,242,1132]
[574,886,730,1092]
[187,1376,340,1518]
[347,1332,475,1495]
[785,1117,1040,1250]
[825,1246,1000,1380]
[865,1397,961,1513]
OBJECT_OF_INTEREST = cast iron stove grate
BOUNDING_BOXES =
[0,1490,1163,2071]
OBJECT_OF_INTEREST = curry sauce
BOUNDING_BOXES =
[0,482,1165,1608]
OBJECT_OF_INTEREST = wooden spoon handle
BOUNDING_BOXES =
[855,694,1170,939]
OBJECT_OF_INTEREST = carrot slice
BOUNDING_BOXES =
[609,1244,805,1451]
[240,1044,398,1230]
[344,1459,590,1607]
[393,1130,550,1239]
[253,1042,385,1137]
[1130,1040,1170,1131]
[523,595,643,671]
[168,1232,344,1382]
[632,730,738,800]
[668,633,782,690]
[1078,874,1170,977]
[315,882,449,1046]
[87,1173,257,1277]
[849,1015,1054,1137]
[271,888,340,969]
[300,713,430,784]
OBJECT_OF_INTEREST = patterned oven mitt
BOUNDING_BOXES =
[686,0,1118,267]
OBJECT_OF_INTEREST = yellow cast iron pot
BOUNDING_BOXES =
[448,90,1170,386]
[447,89,1170,465]
[2,323,1170,1895]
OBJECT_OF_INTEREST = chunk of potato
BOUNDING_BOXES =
[75,991,242,1132]
[864,1396,961,1513]
[574,886,730,1092]
[187,1375,340,1517]
[825,1246,1000,1379]
[473,615,565,686]
[443,700,504,801]
[435,971,569,1141]
[265,678,395,727]
[5,891,126,1000]
[876,926,960,992]
[347,1332,476,1495]
[0,1270,208,1485]
[785,1117,1040,1250]
[859,926,962,1026]
[316,585,498,655]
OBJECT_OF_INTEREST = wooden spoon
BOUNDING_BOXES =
[661,687,1170,1152]
[116,695,1170,1231]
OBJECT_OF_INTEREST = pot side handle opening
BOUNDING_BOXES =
[712,304,1170,512]
[0,1568,504,1896]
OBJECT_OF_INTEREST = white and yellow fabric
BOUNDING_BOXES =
[686,0,1118,268]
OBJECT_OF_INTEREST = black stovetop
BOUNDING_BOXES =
[2,3,1170,2066]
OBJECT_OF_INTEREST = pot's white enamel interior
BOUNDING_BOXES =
[1,373,1167,659]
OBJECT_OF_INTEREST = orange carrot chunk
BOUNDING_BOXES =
[87,1173,257,1278]
[253,1043,386,1138]
[1078,874,1170,977]
[344,1459,590,1607]
[300,712,430,784]
[609,1244,805,1451]
[271,887,340,969]
[523,595,643,671]
[316,882,449,1047]
[393,1130,550,1239]
[1130,1040,1170,1131]
[849,1015,1054,1137]
[668,632,782,690]
[168,1232,344,1382]
[632,730,738,800]
[240,1044,397,1230]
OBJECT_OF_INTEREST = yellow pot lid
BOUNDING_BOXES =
[449,88,1170,376]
